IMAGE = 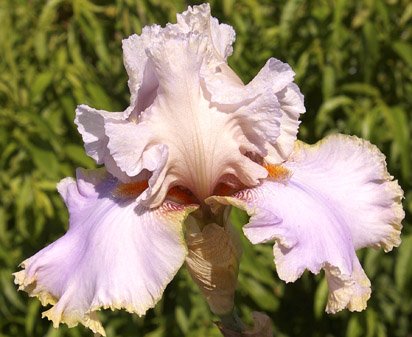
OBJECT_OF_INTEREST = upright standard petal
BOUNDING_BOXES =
[122,25,161,109]
[265,83,306,164]
[176,3,236,61]
[75,105,133,181]
[137,30,276,204]
[106,25,280,205]
[202,58,305,164]
[76,4,307,207]
[208,134,404,313]
[123,3,235,105]
[14,169,197,336]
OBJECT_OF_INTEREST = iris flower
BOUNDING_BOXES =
[15,4,404,336]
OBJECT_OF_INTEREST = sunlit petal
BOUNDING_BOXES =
[203,57,305,164]
[106,26,280,205]
[203,58,295,105]
[122,25,161,110]
[14,169,196,335]
[176,3,236,61]
[74,4,308,206]
[265,83,305,163]
[208,134,403,312]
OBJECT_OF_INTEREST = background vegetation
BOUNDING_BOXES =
[0,0,411,336]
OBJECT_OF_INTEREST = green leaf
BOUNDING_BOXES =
[25,300,40,337]
[29,145,60,179]
[393,41,412,68]
[175,306,189,334]
[395,234,412,291]
[64,144,95,168]
[0,271,25,311]
[322,65,336,99]
[346,315,364,337]
[314,278,328,319]
[31,71,54,101]
[341,83,380,97]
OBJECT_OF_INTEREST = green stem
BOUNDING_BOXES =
[219,309,245,333]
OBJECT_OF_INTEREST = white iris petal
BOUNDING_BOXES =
[75,4,303,206]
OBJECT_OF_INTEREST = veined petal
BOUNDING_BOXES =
[207,134,404,312]
[104,119,169,181]
[75,105,132,182]
[78,4,303,206]
[203,58,295,106]
[123,3,234,107]
[203,58,305,163]
[122,25,160,109]
[176,3,235,61]
[185,220,242,315]
[265,83,305,163]
[14,169,197,336]
[286,134,404,251]
[107,26,273,206]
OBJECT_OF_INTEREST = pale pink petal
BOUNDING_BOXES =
[265,83,306,163]
[207,134,403,312]
[286,135,404,251]
[76,5,299,206]
[203,58,295,105]
[122,26,160,109]
[74,105,124,164]
[75,105,132,181]
[203,58,305,162]
[104,120,168,178]
[108,29,273,206]
[325,257,371,313]
[123,4,234,109]
[176,3,235,61]
[14,169,196,336]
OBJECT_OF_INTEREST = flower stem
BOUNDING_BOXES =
[218,309,245,333]
[217,311,274,337]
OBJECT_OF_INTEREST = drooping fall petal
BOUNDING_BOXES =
[208,134,404,313]
[14,169,196,336]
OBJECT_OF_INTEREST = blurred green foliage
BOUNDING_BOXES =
[0,0,411,336]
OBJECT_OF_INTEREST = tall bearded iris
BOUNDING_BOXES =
[15,4,404,336]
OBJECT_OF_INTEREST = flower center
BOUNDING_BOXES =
[263,164,291,182]
[113,180,149,199]
[113,164,290,205]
